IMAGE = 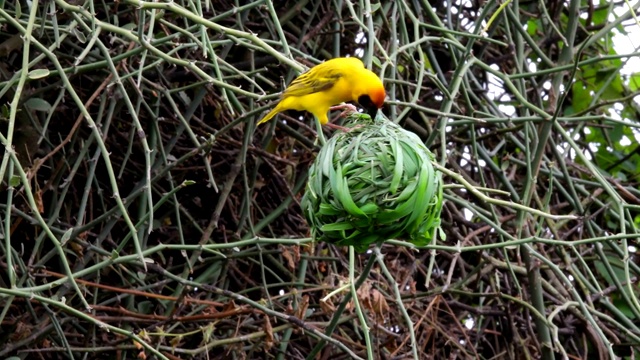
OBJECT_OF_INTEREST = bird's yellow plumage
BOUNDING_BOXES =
[257,57,386,126]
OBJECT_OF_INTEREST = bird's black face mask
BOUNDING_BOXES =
[357,95,379,120]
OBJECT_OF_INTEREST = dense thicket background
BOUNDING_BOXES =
[1,0,640,359]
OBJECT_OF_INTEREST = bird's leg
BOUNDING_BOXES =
[314,118,327,146]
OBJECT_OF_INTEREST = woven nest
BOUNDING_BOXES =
[302,114,443,252]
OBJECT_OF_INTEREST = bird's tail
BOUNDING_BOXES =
[257,105,282,125]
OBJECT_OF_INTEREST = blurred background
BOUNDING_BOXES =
[1,0,640,358]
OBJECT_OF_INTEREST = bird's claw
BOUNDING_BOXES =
[330,103,359,115]
[328,103,361,132]
[325,122,365,133]
[325,122,352,132]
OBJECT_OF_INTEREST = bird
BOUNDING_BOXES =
[256,57,386,128]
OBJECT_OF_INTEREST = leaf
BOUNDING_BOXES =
[8,175,20,187]
[0,34,24,57]
[72,28,86,43]
[24,97,52,112]
[27,68,50,79]
[371,56,382,69]
[571,80,591,113]
[526,19,538,36]
[599,74,624,101]
[594,258,639,319]
[333,164,366,217]
[609,123,625,144]
[592,7,610,26]
[123,23,138,31]
[321,222,354,231]
[628,73,640,91]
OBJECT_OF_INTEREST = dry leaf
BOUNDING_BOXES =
[222,300,236,312]
[320,298,335,313]
[280,245,296,271]
[133,340,143,350]
[264,314,274,350]
[10,321,32,341]
[0,34,24,57]
[70,241,84,257]
[35,189,44,213]
[356,281,372,308]
[294,295,309,319]
[201,323,216,345]
[318,261,327,273]
[201,304,218,316]
[371,289,390,318]
[409,280,417,295]
[292,245,300,263]
[170,335,184,349]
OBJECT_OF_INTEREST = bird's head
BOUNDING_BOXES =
[355,72,386,119]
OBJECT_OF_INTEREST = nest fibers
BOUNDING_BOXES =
[302,114,443,252]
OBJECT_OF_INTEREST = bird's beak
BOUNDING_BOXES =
[358,95,381,120]
[365,106,379,120]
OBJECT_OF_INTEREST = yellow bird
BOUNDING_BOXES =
[257,57,386,127]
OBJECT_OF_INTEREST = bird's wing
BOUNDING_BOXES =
[282,63,344,98]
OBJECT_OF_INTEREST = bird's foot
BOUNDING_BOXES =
[325,122,352,132]
[330,103,359,117]
[327,104,364,132]
[325,122,365,133]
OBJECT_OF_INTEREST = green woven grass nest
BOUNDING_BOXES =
[301,114,443,252]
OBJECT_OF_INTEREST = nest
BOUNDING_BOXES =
[302,114,443,252]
